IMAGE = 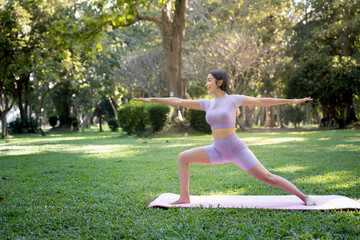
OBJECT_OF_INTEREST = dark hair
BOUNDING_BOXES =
[209,69,229,92]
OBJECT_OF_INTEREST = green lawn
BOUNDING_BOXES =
[1,127,359,239]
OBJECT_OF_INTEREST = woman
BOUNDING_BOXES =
[134,69,316,206]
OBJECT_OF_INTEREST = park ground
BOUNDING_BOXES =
[1,127,359,239]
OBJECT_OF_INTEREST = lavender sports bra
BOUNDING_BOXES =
[199,93,245,130]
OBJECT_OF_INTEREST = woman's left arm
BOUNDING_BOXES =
[243,96,312,106]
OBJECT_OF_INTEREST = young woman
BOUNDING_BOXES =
[134,69,316,206]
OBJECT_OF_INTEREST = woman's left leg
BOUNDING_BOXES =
[247,162,316,205]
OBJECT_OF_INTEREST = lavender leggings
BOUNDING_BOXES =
[203,133,259,170]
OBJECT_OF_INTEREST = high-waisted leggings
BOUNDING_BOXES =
[203,133,259,170]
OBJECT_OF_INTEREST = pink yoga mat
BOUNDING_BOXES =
[148,193,360,210]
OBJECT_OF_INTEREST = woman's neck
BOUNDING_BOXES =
[213,90,225,98]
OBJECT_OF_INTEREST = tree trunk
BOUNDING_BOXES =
[277,105,285,128]
[36,78,42,126]
[23,75,29,121]
[97,105,103,132]
[54,84,72,127]
[242,106,251,127]
[341,6,351,57]
[108,96,118,120]
[265,106,275,127]
[1,111,8,139]
[17,74,30,121]
[160,0,187,98]
[0,92,16,139]
[18,80,24,120]
[260,106,265,126]
[345,95,358,124]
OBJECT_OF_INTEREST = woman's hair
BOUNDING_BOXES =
[209,69,229,92]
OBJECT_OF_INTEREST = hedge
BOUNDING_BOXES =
[118,101,170,136]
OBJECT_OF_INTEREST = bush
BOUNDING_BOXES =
[107,118,119,132]
[8,118,38,134]
[118,101,148,135]
[283,106,305,128]
[48,115,58,128]
[147,104,170,132]
[188,109,211,134]
[118,101,170,136]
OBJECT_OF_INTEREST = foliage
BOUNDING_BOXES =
[48,115,58,128]
[113,49,166,97]
[0,129,359,238]
[7,118,38,134]
[93,97,117,120]
[118,101,148,135]
[147,103,170,132]
[118,101,170,135]
[282,106,305,128]
[185,33,264,97]
[285,0,360,128]
[188,109,211,134]
[107,118,119,132]
[285,54,360,128]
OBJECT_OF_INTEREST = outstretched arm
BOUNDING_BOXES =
[243,96,312,106]
[133,97,201,110]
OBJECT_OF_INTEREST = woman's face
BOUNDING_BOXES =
[206,74,222,94]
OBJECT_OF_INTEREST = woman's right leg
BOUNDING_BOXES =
[247,162,316,205]
[172,147,211,204]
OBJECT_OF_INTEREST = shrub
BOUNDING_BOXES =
[118,101,148,135]
[8,118,38,134]
[48,115,58,128]
[118,101,170,136]
[107,118,119,132]
[188,109,211,134]
[147,103,170,132]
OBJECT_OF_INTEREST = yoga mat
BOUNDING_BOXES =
[148,193,360,210]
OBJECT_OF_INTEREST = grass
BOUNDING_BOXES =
[1,126,359,239]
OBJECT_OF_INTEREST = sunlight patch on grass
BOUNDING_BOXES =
[244,137,306,146]
[58,144,137,158]
[332,144,359,152]
[242,137,266,142]
[66,144,130,152]
[161,143,201,148]
[297,171,352,184]
[207,188,247,196]
[0,145,43,155]
[317,137,330,141]
[273,165,309,173]
[332,180,360,190]
[0,143,135,158]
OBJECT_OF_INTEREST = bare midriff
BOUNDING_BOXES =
[212,128,236,139]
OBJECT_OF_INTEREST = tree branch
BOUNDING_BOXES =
[86,6,163,40]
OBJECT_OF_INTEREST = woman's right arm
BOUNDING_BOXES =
[133,97,201,110]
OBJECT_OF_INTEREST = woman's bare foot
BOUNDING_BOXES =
[172,196,190,205]
[304,196,316,206]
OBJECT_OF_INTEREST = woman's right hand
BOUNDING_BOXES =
[133,98,152,102]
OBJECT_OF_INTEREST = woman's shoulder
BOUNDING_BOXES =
[227,94,245,106]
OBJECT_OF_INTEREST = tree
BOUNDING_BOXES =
[286,0,360,128]
[89,0,188,98]
[115,49,167,98]
[0,0,32,138]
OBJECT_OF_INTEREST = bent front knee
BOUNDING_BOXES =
[177,152,188,165]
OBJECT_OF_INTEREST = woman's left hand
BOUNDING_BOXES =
[293,97,313,104]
